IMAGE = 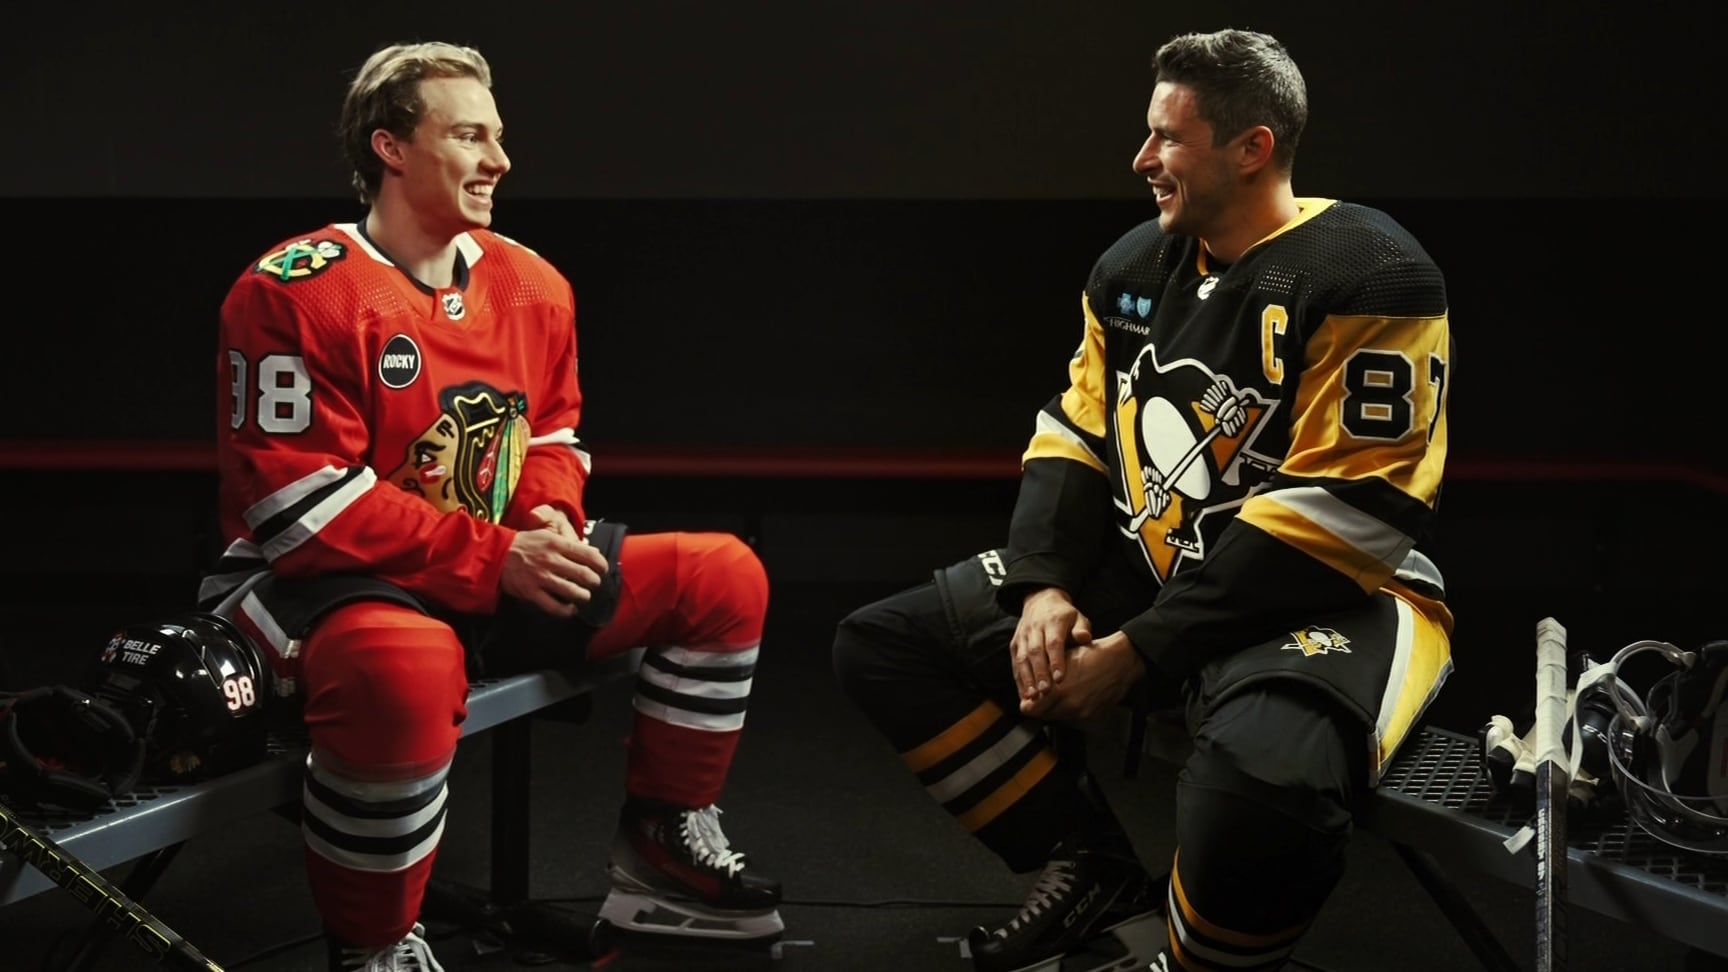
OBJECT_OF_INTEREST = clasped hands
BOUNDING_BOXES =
[499,504,609,618]
[1012,588,1146,721]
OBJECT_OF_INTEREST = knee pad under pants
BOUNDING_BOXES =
[299,601,469,777]
[299,601,467,947]
[1167,685,1363,969]
[832,581,1093,872]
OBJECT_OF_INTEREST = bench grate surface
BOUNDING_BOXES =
[1383,727,1728,901]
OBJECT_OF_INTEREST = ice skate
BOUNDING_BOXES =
[968,835,1163,972]
[600,800,784,943]
[971,910,1169,972]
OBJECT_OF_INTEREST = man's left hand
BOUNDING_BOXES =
[1019,632,1146,721]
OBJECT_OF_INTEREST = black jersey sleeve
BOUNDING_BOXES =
[999,293,1116,609]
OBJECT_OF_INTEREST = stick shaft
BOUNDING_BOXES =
[0,799,223,971]
[1532,617,1570,972]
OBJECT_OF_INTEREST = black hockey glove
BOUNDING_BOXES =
[0,684,145,813]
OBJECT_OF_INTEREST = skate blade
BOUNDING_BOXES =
[979,912,1167,972]
[602,933,785,971]
[600,888,785,942]
[1055,912,1168,972]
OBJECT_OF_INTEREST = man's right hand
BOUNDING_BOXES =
[500,524,609,618]
[1010,587,1092,707]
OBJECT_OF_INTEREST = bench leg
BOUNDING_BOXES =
[423,706,612,960]
[491,717,532,905]
[57,843,185,972]
[1391,842,1521,972]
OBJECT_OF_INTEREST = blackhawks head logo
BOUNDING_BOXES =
[389,383,529,522]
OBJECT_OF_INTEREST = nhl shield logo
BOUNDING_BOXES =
[441,291,466,321]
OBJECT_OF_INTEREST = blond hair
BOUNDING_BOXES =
[338,41,493,203]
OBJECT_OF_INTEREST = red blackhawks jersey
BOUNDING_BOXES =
[200,223,589,618]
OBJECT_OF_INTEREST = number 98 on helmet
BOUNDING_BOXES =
[82,612,274,783]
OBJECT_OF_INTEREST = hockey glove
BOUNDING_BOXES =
[0,684,145,813]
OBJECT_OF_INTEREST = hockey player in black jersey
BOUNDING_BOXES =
[834,28,1454,972]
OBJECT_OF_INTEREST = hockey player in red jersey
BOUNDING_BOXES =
[203,41,780,971]
[834,29,1454,972]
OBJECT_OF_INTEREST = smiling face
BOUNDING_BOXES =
[1131,81,1246,241]
[388,76,511,236]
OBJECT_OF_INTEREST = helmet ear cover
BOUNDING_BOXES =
[0,684,144,812]
[1592,639,1728,854]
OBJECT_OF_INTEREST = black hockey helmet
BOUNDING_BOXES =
[82,612,273,784]
[1576,638,1728,854]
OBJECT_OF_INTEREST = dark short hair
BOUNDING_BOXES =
[1153,29,1308,173]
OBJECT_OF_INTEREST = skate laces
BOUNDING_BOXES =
[335,923,445,972]
[996,858,1079,936]
[680,805,748,878]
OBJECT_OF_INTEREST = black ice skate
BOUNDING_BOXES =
[601,799,784,942]
[968,837,1163,972]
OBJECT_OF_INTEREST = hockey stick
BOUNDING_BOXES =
[1531,617,1569,972]
[0,797,225,971]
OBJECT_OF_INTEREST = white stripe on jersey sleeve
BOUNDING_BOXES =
[258,468,377,563]
[1033,411,1104,466]
[237,590,297,659]
[1257,485,1412,576]
[527,428,577,446]
[526,427,592,475]
[243,464,358,530]
[196,538,267,607]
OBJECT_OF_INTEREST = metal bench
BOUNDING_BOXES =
[0,649,644,965]
[1364,725,1728,969]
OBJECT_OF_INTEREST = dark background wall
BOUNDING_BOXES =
[3,1,1725,733]
[9,1,1720,200]
[7,0,1723,455]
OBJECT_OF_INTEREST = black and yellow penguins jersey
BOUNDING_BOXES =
[1001,199,1452,680]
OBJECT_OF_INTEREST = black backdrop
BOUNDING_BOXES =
[8,1,1724,459]
[7,1,1721,201]
[3,3,1725,732]
[10,195,1724,468]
